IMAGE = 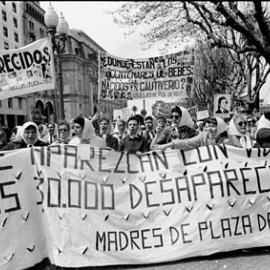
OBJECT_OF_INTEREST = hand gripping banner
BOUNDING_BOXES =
[0,144,270,269]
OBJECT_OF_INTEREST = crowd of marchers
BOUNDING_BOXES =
[0,105,270,153]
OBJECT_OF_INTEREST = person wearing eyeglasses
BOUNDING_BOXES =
[170,106,197,140]
[215,96,229,114]
[226,113,253,148]
[52,120,72,145]
[151,117,228,151]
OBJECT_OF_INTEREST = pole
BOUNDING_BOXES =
[57,52,64,120]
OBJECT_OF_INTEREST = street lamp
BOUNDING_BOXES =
[44,4,69,121]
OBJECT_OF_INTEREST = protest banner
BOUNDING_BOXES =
[0,38,55,100]
[99,49,195,101]
[1,144,270,269]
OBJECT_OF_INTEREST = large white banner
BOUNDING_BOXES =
[0,38,55,100]
[99,49,195,101]
[1,145,270,269]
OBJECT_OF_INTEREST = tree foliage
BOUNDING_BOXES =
[111,1,270,109]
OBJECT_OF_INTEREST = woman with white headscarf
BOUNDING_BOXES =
[152,116,228,151]
[226,113,253,149]
[255,111,270,148]
[170,105,197,140]
[68,116,106,147]
[1,121,48,150]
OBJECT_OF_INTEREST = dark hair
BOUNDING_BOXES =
[205,117,218,126]
[134,114,144,125]
[171,106,182,117]
[157,116,166,122]
[99,116,110,124]
[144,116,153,122]
[127,116,139,125]
[217,96,227,106]
[264,111,270,121]
[73,116,85,129]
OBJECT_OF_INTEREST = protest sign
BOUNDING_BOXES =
[99,49,195,101]
[113,107,132,121]
[197,110,209,120]
[1,145,270,269]
[0,38,55,100]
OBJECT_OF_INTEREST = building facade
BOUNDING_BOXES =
[0,1,126,130]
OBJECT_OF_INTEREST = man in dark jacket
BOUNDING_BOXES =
[118,116,149,155]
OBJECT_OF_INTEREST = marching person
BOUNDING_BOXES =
[118,115,149,155]
[170,105,197,139]
[68,116,106,147]
[52,120,72,145]
[1,121,48,150]
[152,116,228,151]
[97,116,118,151]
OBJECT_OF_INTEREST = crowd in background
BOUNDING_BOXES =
[0,105,269,154]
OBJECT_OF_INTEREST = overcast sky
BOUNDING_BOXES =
[40,1,169,59]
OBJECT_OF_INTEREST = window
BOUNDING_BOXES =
[39,28,44,38]
[13,17,17,28]
[29,21,34,32]
[18,98,23,109]
[3,26,8,37]
[4,42,8,50]
[12,2,16,13]
[8,98,13,109]
[14,32,18,42]
[2,10,6,21]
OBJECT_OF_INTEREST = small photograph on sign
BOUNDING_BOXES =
[214,94,231,117]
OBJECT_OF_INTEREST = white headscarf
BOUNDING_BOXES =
[228,115,252,149]
[215,117,228,137]
[177,107,195,128]
[81,118,95,140]
[255,114,270,138]
[20,122,40,145]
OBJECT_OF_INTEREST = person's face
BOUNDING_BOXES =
[171,112,181,126]
[220,99,228,109]
[157,119,166,129]
[100,120,109,133]
[128,120,138,135]
[48,124,55,134]
[235,117,247,134]
[73,123,83,138]
[117,122,125,133]
[145,119,153,131]
[59,124,69,140]
[23,127,37,145]
[204,123,217,137]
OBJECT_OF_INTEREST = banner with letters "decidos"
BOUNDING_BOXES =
[0,37,55,100]
[1,144,270,269]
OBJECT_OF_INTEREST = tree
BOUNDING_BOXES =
[111,1,270,110]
